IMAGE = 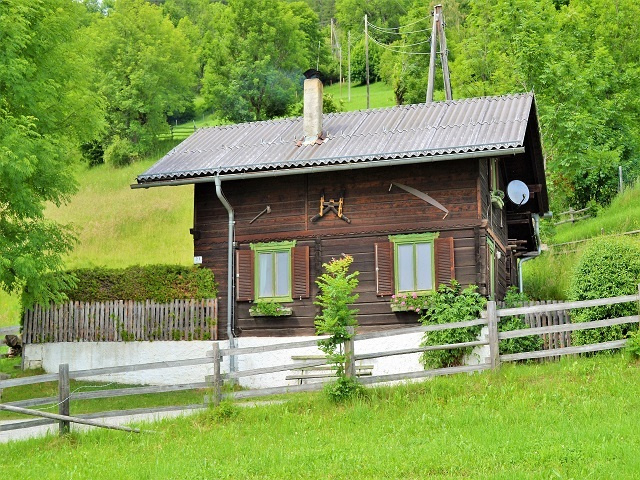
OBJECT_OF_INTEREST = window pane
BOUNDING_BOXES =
[397,244,414,291]
[275,251,290,297]
[258,253,273,297]
[415,243,433,291]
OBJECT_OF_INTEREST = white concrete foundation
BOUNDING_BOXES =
[23,331,489,389]
[23,333,429,389]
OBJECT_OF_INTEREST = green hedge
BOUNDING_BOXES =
[54,265,216,303]
[569,237,640,345]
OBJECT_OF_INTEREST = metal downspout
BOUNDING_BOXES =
[518,213,542,293]
[214,175,237,374]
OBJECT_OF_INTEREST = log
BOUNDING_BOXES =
[0,404,145,434]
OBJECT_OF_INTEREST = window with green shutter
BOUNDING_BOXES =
[250,241,296,302]
[389,232,439,295]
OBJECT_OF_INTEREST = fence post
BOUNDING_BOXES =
[58,363,70,435]
[211,343,222,406]
[344,326,356,379]
[487,301,500,370]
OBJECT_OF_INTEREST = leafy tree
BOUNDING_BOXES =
[0,0,104,306]
[202,0,319,122]
[89,0,198,153]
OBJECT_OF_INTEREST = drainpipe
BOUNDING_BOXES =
[214,175,237,374]
[518,213,542,293]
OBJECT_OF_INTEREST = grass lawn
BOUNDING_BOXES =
[2,355,640,478]
[324,80,396,111]
[0,358,207,421]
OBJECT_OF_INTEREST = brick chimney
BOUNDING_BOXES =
[302,75,323,144]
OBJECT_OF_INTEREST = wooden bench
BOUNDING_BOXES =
[286,355,373,384]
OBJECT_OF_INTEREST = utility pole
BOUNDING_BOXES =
[426,4,452,102]
[365,14,370,109]
[348,31,351,102]
[339,46,343,98]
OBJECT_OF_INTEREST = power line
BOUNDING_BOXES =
[366,14,430,33]
[368,35,432,55]
[367,23,432,36]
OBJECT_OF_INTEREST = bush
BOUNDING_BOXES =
[80,140,105,167]
[498,287,543,355]
[104,136,136,167]
[419,282,486,369]
[569,237,640,345]
[34,265,216,304]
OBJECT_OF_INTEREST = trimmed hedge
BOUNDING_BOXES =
[569,237,640,345]
[55,265,217,303]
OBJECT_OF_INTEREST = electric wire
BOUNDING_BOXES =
[367,23,432,36]
[368,35,432,55]
[367,14,430,32]
[31,382,118,411]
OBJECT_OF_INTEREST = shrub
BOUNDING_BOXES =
[419,281,486,369]
[104,136,136,167]
[569,237,640,346]
[498,287,543,355]
[314,255,361,402]
[33,265,216,304]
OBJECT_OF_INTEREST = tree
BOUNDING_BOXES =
[89,0,198,154]
[0,0,104,306]
[202,0,319,122]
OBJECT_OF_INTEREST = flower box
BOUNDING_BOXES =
[390,304,422,313]
[249,306,292,318]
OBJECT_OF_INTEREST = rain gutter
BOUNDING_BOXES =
[518,213,541,293]
[131,147,525,189]
[214,175,237,375]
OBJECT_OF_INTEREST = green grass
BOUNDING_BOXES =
[0,151,194,326]
[523,182,640,300]
[551,183,640,245]
[0,358,206,420]
[324,80,396,111]
[3,355,640,478]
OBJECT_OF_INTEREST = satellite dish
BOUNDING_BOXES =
[507,180,530,206]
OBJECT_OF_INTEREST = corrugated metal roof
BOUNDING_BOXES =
[137,93,535,184]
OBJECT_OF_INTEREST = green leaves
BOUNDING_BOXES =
[314,255,359,373]
[569,237,640,346]
[419,281,485,369]
[0,0,103,307]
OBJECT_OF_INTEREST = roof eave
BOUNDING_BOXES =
[131,146,526,189]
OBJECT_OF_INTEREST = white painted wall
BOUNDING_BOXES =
[24,333,431,389]
[23,330,489,388]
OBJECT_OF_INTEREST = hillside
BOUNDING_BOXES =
[523,183,640,300]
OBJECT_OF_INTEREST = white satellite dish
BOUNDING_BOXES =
[507,180,530,206]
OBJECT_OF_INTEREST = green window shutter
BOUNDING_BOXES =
[434,236,455,288]
[375,242,394,296]
[291,246,310,299]
[236,249,254,301]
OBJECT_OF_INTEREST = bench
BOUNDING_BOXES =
[286,355,373,385]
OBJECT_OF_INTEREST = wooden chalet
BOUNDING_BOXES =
[134,78,549,340]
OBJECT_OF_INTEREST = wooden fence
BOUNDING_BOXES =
[3,291,640,436]
[22,299,217,344]
[499,300,571,352]
[554,207,591,225]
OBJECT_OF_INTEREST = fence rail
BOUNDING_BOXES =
[4,290,640,436]
[22,298,217,344]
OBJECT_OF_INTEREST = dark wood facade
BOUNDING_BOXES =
[194,157,517,339]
